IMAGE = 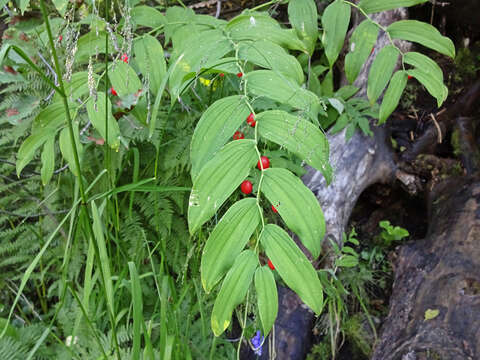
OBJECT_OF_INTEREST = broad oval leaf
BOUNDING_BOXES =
[407,69,448,107]
[387,20,455,59]
[188,139,258,234]
[76,31,123,64]
[288,0,318,55]
[367,45,399,104]
[227,13,306,52]
[359,0,428,13]
[379,70,408,124]
[169,29,233,100]
[190,96,251,178]
[261,168,325,258]
[254,266,278,336]
[211,250,258,336]
[131,5,165,28]
[256,110,332,183]
[134,35,166,95]
[344,20,379,84]
[260,224,323,314]
[238,40,304,85]
[41,138,55,186]
[245,70,321,122]
[86,93,121,150]
[404,51,448,107]
[54,71,98,102]
[17,131,54,177]
[17,101,75,176]
[404,51,444,84]
[201,198,261,293]
[108,61,142,97]
[59,124,83,177]
[321,0,351,67]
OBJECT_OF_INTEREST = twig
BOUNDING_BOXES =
[215,0,221,18]
[429,113,442,143]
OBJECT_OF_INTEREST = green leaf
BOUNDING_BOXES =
[227,13,307,52]
[335,85,359,100]
[86,93,121,150]
[211,250,258,336]
[17,131,53,177]
[367,45,399,104]
[379,70,407,124]
[407,68,448,107]
[256,110,331,184]
[387,20,455,58]
[201,198,261,292]
[59,125,83,177]
[254,266,278,336]
[260,224,323,314]
[330,112,349,134]
[328,98,344,114]
[17,101,74,177]
[288,0,318,55]
[188,140,257,234]
[20,0,29,14]
[424,308,439,321]
[359,0,428,14]
[344,20,379,84]
[246,70,321,122]
[55,71,98,102]
[91,202,115,317]
[134,35,166,95]
[76,31,123,64]
[41,138,55,186]
[190,96,250,178]
[321,0,351,67]
[335,255,359,268]
[109,61,142,96]
[128,262,143,360]
[262,168,325,258]
[52,0,68,16]
[169,29,232,100]
[131,5,165,28]
[238,40,304,85]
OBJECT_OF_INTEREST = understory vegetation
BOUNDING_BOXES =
[0,0,454,358]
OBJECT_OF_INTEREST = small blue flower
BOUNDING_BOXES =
[251,330,264,356]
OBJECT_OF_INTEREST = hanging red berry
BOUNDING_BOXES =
[219,73,225,77]
[58,35,63,42]
[408,75,413,80]
[271,205,278,213]
[240,180,253,195]
[257,156,270,170]
[246,113,256,127]
[233,131,244,140]
[237,72,243,78]
[121,53,129,63]
[267,259,275,270]
[110,87,118,96]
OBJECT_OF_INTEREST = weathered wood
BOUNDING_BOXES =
[372,176,480,360]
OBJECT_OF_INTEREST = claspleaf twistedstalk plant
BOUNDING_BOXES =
[0,0,453,357]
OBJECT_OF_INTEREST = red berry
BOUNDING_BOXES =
[240,180,253,195]
[237,72,243,78]
[246,113,256,127]
[219,73,225,77]
[110,87,118,96]
[121,53,129,63]
[257,156,270,170]
[408,75,413,80]
[58,35,63,42]
[233,131,244,140]
[267,259,275,270]
[272,205,278,213]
